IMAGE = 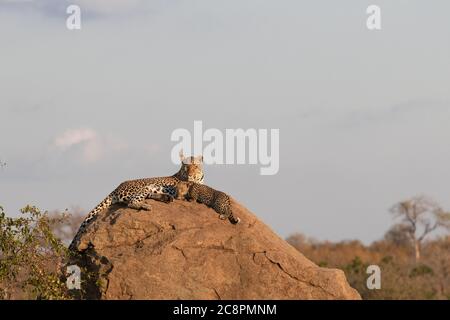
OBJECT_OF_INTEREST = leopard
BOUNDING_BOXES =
[69,150,204,251]
[175,181,240,224]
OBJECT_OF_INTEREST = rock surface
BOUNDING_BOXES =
[70,197,361,300]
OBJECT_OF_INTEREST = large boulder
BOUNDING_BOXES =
[69,197,361,300]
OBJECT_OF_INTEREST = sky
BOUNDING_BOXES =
[1,0,450,244]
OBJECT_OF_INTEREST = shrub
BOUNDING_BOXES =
[0,205,70,300]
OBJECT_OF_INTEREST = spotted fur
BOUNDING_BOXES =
[176,181,240,224]
[69,151,204,251]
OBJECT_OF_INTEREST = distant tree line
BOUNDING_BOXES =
[287,195,450,300]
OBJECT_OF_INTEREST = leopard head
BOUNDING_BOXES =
[175,149,204,184]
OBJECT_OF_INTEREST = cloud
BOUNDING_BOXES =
[53,128,126,164]
[0,0,156,16]
[54,128,97,149]
[0,0,33,3]
[75,0,145,14]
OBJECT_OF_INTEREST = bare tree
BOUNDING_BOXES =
[286,233,309,249]
[384,224,412,247]
[390,195,450,262]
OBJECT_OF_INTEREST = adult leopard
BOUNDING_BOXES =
[69,151,204,251]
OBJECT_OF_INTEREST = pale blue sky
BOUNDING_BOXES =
[1,1,450,243]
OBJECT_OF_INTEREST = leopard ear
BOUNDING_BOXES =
[195,155,203,164]
[179,149,185,163]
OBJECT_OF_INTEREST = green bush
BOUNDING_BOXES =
[0,205,70,300]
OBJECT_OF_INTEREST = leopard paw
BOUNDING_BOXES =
[162,194,174,203]
[140,203,152,211]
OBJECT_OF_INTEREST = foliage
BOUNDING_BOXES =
[409,264,434,278]
[287,233,450,300]
[0,205,71,300]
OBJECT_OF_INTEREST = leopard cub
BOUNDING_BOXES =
[176,181,240,224]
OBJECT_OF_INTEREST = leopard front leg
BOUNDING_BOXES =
[127,188,152,211]
[146,185,175,203]
[148,193,174,203]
